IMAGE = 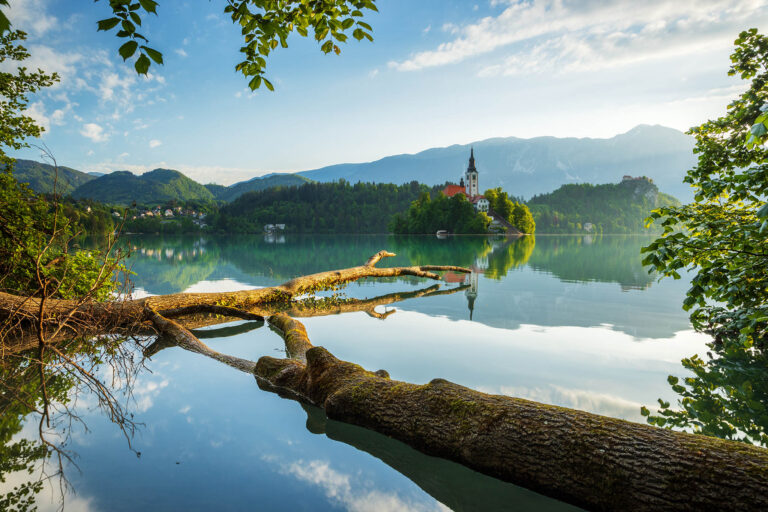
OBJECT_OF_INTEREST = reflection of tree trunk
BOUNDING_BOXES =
[256,316,768,512]
[299,403,582,512]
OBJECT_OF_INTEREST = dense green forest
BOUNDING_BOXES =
[389,191,491,234]
[9,159,95,195]
[212,180,435,233]
[528,178,680,233]
[73,168,216,205]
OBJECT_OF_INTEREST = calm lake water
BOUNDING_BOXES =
[9,234,711,511]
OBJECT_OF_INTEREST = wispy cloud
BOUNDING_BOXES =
[80,123,108,143]
[390,0,768,74]
[149,139,162,148]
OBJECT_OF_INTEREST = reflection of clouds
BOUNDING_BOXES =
[133,378,169,413]
[495,384,644,422]
[270,458,448,512]
[0,463,100,512]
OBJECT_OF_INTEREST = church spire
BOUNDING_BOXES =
[468,147,476,172]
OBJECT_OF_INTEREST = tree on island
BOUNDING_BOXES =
[389,191,491,234]
[484,187,536,234]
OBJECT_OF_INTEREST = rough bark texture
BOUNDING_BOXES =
[255,315,768,512]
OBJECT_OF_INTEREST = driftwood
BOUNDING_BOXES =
[4,250,768,511]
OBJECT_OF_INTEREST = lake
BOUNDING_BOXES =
[5,234,713,511]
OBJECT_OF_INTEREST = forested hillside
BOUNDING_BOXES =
[528,178,680,233]
[213,181,433,233]
[9,159,94,195]
[72,168,216,205]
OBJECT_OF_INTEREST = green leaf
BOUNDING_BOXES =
[750,122,767,137]
[0,9,10,34]
[97,18,121,31]
[138,0,158,14]
[134,53,150,74]
[757,203,768,219]
[262,78,274,91]
[118,40,138,61]
[140,46,163,65]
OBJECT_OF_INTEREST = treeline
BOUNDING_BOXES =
[212,180,436,233]
[390,192,491,234]
[528,179,680,234]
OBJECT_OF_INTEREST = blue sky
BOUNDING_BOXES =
[6,0,768,184]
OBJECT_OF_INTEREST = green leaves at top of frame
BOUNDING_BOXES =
[0,0,10,34]
[96,0,163,75]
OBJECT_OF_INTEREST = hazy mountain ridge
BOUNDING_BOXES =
[298,125,696,201]
[206,173,311,202]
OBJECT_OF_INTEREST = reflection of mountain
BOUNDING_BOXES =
[121,234,691,338]
[528,235,655,289]
[125,236,221,295]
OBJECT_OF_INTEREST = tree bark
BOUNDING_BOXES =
[255,315,768,512]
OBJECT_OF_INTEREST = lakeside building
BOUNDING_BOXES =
[442,149,490,213]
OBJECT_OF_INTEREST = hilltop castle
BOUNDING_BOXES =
[442,148,490,213]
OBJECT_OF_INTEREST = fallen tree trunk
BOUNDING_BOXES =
[255,315,768,512]
[1,251,467,352]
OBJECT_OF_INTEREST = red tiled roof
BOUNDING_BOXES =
[443,185,466,197]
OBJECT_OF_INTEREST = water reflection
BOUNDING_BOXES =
[122,234,689,339]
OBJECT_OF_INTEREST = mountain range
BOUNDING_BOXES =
[10,160,309,205]
[298,125,697,201]
[8,124,696,204]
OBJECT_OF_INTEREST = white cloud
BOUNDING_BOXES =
[390,0,768,73]
[86,149,94,156]
[368,69,379,79]
[149,139,162,148]
[6,0,58,36]
[26,101,50,132]
[175,48,188,58]
[80,123,108,142]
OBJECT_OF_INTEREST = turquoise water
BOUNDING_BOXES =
[4,234,710,511]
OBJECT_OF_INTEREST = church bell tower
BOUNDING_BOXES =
[465,148,478,197]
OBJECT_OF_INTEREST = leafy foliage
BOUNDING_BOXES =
[215,180,431,233]
[0,31,57,164]
[483,187,536,233]
[530,179,679,234]
[94,0,377,89]
[0,171,123,300]
[390,191,491,234]
[641,29,768,445]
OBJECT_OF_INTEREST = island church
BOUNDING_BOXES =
[442,148,490,213]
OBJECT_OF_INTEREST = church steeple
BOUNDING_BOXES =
[465,147,478,197]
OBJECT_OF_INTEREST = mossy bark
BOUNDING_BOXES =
[256,315,768,512]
